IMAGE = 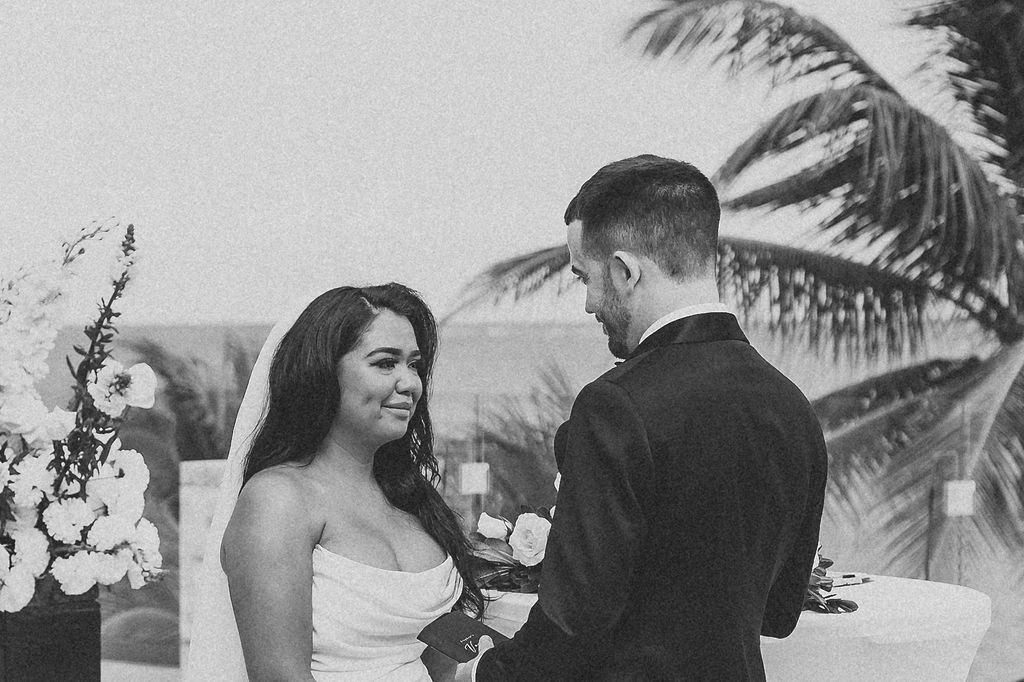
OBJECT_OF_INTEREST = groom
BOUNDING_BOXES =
[464,155,828,680]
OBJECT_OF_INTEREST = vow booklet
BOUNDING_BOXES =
[417,611,510,663]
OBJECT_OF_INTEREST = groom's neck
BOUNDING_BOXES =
[628,275,721,346]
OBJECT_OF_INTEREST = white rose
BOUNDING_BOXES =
[0,395,53,448]
[110,449,150,490]
[125,518,162,589]
[87,514,136,552]
[126,558,146,589]
[130,518,161,563]
[107,488,145,524]
[128,521,162,589]
[93,551,130,585]
[43,497,99,544]
[8,454,56,507]
[0,563,38,612]
[84,453,147,523]
[84,463,119,508]
[49,553,98,595]
[43,407,76,441]
[0,358,33,393]
[477,512,511,540]
[508,513,551,567]
[11,527,50,576]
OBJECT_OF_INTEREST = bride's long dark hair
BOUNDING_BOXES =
[241,283,484,617]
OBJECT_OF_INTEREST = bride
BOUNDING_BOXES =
[185,283,484,681]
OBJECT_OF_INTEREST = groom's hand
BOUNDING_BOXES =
[453,635,494,682]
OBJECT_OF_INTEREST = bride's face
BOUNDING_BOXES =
[333,309,424,449]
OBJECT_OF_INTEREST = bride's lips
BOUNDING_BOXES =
[383,403,413,414]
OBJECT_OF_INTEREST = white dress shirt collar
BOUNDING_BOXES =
[637,302,732,346]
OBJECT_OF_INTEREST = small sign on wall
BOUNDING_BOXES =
[459,462,490,496]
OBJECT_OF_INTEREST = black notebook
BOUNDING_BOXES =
[417,611,511,663]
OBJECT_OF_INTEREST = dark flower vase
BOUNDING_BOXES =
[0,575,100,682]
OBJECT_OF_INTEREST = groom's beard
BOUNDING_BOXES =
[599,294,632,359]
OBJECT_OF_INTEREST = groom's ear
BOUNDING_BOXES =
[610,251,642,292]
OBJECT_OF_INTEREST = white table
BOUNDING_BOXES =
[761,576,990,681]
[483,576,991,682]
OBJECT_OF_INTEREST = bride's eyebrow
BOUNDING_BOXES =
[365,347,421,358]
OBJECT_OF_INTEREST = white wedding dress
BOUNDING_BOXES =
[185,294,461,681]
[309,545,461,681]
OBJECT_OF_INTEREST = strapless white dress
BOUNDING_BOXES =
[310,544,463,682]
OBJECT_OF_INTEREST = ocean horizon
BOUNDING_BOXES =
[39,317,995,437]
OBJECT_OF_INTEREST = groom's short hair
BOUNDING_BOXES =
[564,154,720,281]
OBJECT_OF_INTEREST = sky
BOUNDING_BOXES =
[1,1,940,325]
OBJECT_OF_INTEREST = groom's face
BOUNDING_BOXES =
[567,221,633,359]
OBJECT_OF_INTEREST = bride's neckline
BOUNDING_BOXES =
[314,543,452,575]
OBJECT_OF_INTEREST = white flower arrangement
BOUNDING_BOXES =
[0,223,163,613]
[468,473,559,593]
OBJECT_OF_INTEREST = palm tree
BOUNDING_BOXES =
[128,336,257,461]
[450,1,1024,581]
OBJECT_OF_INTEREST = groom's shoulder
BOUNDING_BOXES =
[572,356,654,409]
[593,347,668,387]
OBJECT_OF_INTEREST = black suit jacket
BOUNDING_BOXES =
[476,313,828,681]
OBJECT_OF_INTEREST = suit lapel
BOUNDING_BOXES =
[627,312,748,361]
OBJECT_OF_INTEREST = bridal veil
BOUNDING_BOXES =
[184,299,307,681]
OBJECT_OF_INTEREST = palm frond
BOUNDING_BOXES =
[717,84,1023,335]
[878,340,1024,575]
[909,0,1024,185]
[442,245,572,324]
[813,358,981,433]
[627,0,894,90]
[719,238,943,360]
[813,357,981,515]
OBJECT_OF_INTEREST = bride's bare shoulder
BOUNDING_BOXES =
[243,463,317,496]
[226,465,323,543]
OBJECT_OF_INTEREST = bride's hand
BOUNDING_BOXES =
[453,636,494,682]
